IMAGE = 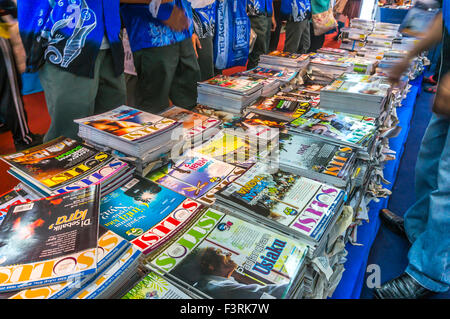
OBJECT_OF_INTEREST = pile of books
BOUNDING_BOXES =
[197,75,263,113]
[319,73,391,117]
[0,136,134,198]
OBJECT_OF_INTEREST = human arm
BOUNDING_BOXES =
[433,71,450,118]
[271,2,277,32]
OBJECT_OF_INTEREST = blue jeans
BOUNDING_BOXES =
[404,114,450,293]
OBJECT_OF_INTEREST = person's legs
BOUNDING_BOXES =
[269,0,282,51]
[170,38,201,110]
[403,114,448,243]
[133,44,179,113]
[38,60,98,142]
[248,15,270,69]
[284,20,302,53]
[298,19,311,54]
[404,116,450,293]
[95,49,127,115]
[197,35,215,82]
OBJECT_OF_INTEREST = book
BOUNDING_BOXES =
[148,207,309,299]
[146,153,246,207]
[192,104,242,128]
[100,176,204,254]
[225,112,289,141]
[159,106,221,141]
[287,108,378,150]
[1,136,114,196]
[247,95,312,122]
[236,66,299,83]
[198,75,263,96]
[259,51,310,68]
[121,270,193,299]
[215,162,346,246]
[0,188,35,225]
[277,133,357,188]
[0,185,100,292]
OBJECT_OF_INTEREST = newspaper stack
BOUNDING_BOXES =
[319,73,391,117]
[197,75,263,113]
[258,50,310,69]
[0,136,134,197]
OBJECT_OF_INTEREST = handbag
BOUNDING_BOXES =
[311,0,337,36]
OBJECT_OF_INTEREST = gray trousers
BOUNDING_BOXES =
[197,35,215,82]
[39,49,126,142]
[248,15,273,70]
[284,19,311,54]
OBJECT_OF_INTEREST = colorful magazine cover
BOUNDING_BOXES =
[227,112,289,137]
[147,153,246,206]
[75,105,179,142]
[216,162,345,243]
[199,75,262,94]
[237,66,298,82]
[122,271,192,299]
[0,188,34,225]
[150,208,309,299]
[248,95,312,121]
[0,185,100,292]
[324,74,391,98]
[1,136,113,192]
[100,176,203,254]
[288,108,377,146]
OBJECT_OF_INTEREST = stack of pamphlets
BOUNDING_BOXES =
[146,152,246,206]
[0,185,100,293]
[350,18,375,31]
[214,161,346,257]
[317,47,352,57]
[75,105,182,159]
[2,227,131,299]
[197,75,263,113]
[144,207,310,299]
[320,73,391,117]
[287,107,378,157]
[0,137,132,197]
[247,94,312,122]
[192,104,242,128]
[277,133,357,189]
[237,65,299,84]
[309,53,353,74]
[258,50,310,69]
[100,175,204,254]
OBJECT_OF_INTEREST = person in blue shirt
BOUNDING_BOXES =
[281,0,311,54]
[121,0,201,114]
[190,0,216,81]
[17,0,128,142]
[247,0,276,70]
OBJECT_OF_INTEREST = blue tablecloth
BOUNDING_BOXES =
[375,6,409,24]
[330,75,423,299]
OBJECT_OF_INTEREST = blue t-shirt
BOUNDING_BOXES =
[281,0,311,22]
[191,0,217,39]
[120,1,194,53]
[17,0,123,78]
[247,0,274,16]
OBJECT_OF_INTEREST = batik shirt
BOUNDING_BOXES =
[247,0,273,17]
[120,0,194,53]
[190,0,216,39]
[281,0,311,22]
[17,0,123,78]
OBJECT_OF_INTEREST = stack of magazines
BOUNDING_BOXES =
[197,75,263,113]
[75,105,182,159]
[142,207,311,299]
[247,94,313,122]
[0,137,134,197]
[258,50,310,69]
[319,73,391,117]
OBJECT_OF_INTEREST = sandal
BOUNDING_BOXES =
[424,85,437,93]
[423,74,437,85]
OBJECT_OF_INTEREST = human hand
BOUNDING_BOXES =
[432,72,450,119]
[162,5,190,32]
[271,17,277,32]
[387,58,410,85]
[192,33,201,59]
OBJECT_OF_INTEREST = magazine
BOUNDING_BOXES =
[226,112,289,139]
[1,136,113,195]
[100,176,204,254]
[146,153,246,206]
[122,271,193,299]
[198,75,263,95]
[278,133,357,188]
[148,208,309,299]
[0,188,35,225]
[247,95,313,122]
[0,185,100,292]
[215,162,346,244]
[288,108,378,148]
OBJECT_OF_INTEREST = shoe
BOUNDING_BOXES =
[379,208,407,239]
[14,133,44,152]
[373,273,436,299]
[423,74,437,85]
[424,85,438,93]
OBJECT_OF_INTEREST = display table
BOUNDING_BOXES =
[330,75,423,299]
[375,6,409,24]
